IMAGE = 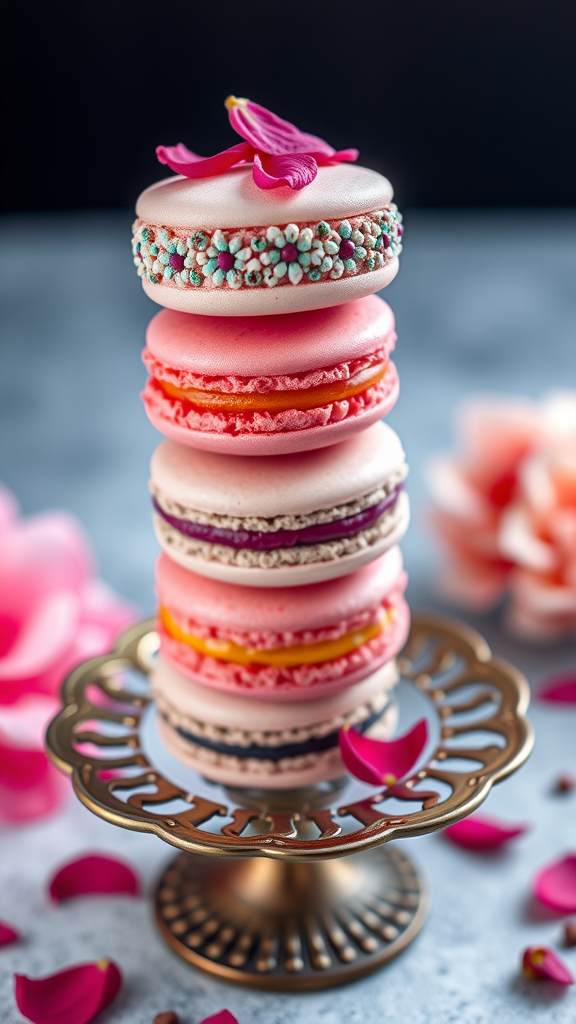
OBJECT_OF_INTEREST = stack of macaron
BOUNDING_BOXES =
[135,97,410,789]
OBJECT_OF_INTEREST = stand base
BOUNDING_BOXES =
[155,846,427,990]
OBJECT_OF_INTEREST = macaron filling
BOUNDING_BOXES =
[152,484,404,552]
[156,691,392,764]
[142,360,397,436]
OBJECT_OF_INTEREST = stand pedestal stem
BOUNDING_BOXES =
[155,845,427,990]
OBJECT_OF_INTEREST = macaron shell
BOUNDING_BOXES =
[145,295,396,378]
[136,164,394,230]
[141,260,398,317]
[151,420,405,517]
[153,490,410,588]
[156,700,398,788]
[152,655,398,729]
[143,360,399,455]
[160,595,410,702]
[156,544,405,634]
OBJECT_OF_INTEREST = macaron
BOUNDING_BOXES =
[155,546,409,701]
[133,163,402,317]
[153,654,398,789]
[151,422,409,587]
[141,294,399,455]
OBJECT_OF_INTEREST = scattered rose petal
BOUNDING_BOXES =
[538,675,576,704]
[49,854,140,902]
[522,946,574,984]
[565,921,576,947]
[444,813,529,850]
[0,919,20,946]
[339,718,428,786]
[534,853,576,913]
[199,1013,239,1024]
[554,773,576,794]
[153,1013,179,1024]
[15,959,122,1024]
[157,96,357,192]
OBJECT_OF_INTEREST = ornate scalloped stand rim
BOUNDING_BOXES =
[45,614,533,990]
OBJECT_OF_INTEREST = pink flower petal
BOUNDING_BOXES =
[538,674,576,704]
[339,718,428,786]
[252,151,318,191]
[49,854,140,902]
[199,1013,239,1024]
[534,853,576,913]
[0,735,66,824]
[156,142,253,179]
[0,919,20,946]
[522,946,574,984]
[15,959,122,1024]
[226,96,339,157]
[444,814,529,850]
[316,148,359,165]
[0,591,79,689]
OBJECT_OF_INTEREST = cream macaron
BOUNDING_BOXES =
[133,163,402,317]
[150,421,409,587]
[153,654,398,789]
[141,294,399,455]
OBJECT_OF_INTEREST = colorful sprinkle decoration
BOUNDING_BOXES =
[132,207,402,292]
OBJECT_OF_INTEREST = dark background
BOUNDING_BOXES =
[2,0,575,212]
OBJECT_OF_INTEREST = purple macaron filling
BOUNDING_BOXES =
[153,484,403,552]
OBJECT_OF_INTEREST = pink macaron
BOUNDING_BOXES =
[155,545,409,702]
[142,294,399,455]
[150,421,409,587]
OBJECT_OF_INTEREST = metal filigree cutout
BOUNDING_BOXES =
[46,614,533,861]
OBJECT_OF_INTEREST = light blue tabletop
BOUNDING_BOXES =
[0,210,575,1023]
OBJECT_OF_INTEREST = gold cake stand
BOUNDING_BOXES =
[46,614,533,990]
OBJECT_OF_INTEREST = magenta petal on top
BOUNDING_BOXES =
[339,718,428,786]
[253,152,318,191]
[0,919,20,946]
[522,946,575,984]
[48,854,140,903]
[227,98,339,157]
[156,142,253,179]
[314,148,360,165]
[15,959,122,1024]
[534,853,576,913]
[200,1012,239,1024]
[444,814,529,851]
[538,674,576,704]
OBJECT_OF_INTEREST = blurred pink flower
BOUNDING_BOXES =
[0,483,136,822]
[427,392,576,640]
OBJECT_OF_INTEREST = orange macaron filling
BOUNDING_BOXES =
[157,362,388,414]
[159,605,390,668]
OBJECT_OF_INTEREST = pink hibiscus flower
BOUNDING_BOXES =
[156,96,358,191]
[0,483,136,822]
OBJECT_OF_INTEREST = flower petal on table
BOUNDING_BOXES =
[156,142,253,179]
[253,151,318,191]
[0,919,20,946]
[14,959,122,1024]
[339,718,428,786]
[534,853,576,913]
[538,674,576,704]
[200,1012,239,1024]
[49,854,140,902]
[522,946,574,984]
[444,814,529,850]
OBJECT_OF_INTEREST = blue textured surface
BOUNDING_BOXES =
[0,211,575,1022]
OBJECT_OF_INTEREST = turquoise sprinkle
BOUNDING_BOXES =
[338,221,352,239]
[190,232,208,251]
[367,255,376,270]
[298,252,311,267]
[190,271,203,286]
[251,237,267,252]
[203,259,218,277]
[269,249,281,265]
[150,244,158,255]
[344,258,356,271]
[308,268,322,281]
[141,227,150,242]
[315,221,330,238]
[244,270,262,287]
[149,274,159,285]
